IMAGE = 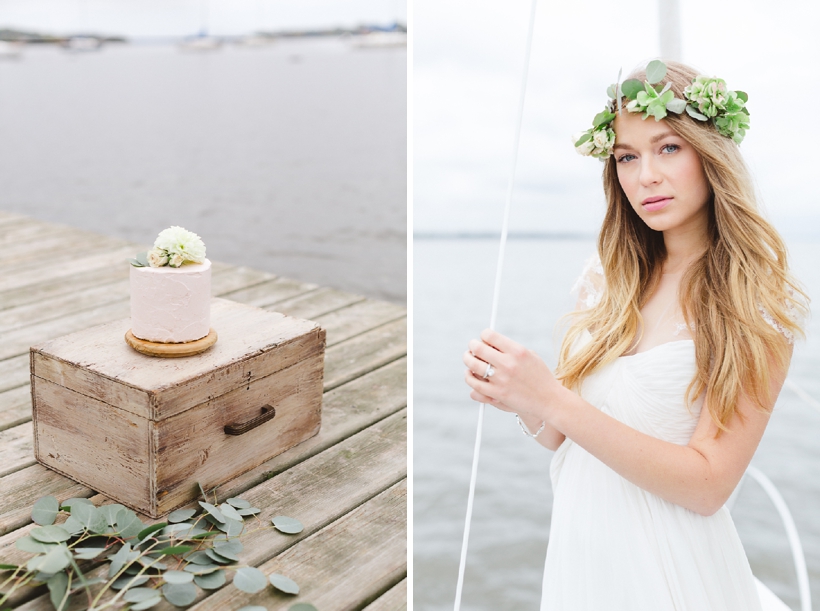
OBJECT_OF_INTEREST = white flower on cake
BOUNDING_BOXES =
[154,226,207,264]
[129,226,207,268]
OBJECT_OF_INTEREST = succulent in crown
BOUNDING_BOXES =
[573,60,750,159]
[129,226,207,268]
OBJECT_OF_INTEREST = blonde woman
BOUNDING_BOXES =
[463,61,809,610]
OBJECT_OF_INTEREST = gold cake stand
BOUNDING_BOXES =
[125,329,218,358]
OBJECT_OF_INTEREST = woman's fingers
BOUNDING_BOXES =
[462,349,494,379]
[480,328,523,355]
[467,338,502,365]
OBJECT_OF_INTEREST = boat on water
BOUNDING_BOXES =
[178,35,223,52]
[0,40,24,59]
[61,36,103,52]
[350,32,407,49]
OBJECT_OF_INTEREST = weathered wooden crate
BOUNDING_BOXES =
[30,297,325,518]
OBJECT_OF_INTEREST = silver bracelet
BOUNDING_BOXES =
[515,414,546,438]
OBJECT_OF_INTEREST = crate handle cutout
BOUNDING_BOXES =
[224,405,276,436]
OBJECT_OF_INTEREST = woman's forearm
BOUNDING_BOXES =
[518,412,565,451]
[546,387,717,515]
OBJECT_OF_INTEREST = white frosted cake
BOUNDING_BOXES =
[130,259,211,343]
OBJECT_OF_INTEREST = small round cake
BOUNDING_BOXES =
[130,259,211,343]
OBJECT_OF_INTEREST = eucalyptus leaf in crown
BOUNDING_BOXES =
[573,60,750,159]
[129,226,207,269]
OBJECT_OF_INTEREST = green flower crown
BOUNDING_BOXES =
[574,60,750,159]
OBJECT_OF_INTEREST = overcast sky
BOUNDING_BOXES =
[0,0,406,36]
[414,0,820,237]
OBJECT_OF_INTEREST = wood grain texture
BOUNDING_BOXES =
[362,578,407,611]
[220,276,318,308]
[0,422,33,478]
[0,385,31,431]
[269,286,366,321]
[187,480,407,611]
[0,355,30,393]
[324,317,407,390]
[125,328,218,358]
[7,409,406,610]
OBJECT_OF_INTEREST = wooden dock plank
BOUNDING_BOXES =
[324,317,407,390]
[0,385,31,431]
[269,286,366,321]
[186,480,407,611]
[219,277,319,308]
[9,410,406,610]
[0,355,29,394]
[0,421,32,478]
[363,578,408,611]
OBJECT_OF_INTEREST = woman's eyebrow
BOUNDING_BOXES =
[613,131,679,150]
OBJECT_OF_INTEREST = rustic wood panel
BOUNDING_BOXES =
[270,286,366,321]
[186,480,407,611]
[0,231,129,268]
[324,317,407,390]
[7,410,406,610]
[363,578,408,611]
[0,357,404,538]
[0,220,71,248]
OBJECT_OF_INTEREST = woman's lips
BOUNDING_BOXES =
[642,197,671,211]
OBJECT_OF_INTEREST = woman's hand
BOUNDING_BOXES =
[462,328,563,424]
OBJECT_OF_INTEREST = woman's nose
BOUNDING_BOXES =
[639,156,662,187]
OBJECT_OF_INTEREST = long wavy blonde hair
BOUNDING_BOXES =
[556,61,809,437]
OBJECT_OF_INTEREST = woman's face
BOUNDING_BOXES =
[612,111,711,236]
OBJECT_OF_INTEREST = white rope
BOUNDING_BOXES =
[454,1,539,608]
[743,466,812,611]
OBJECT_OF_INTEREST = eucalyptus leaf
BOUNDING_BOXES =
[138,556,168,570]
[736,90,748,103]
[183,563,221,575]
[194,569,226,590]
[131,596,163,610]
[184,550,212,565]
[116,508,144,540]
[645,59,667,84]
[73,547,106,560]
[574,132,592,147]
[237,507,261,517]
[47,572,68,610]
[289,604,318,611]
[98,504,126,527]
[218,503,244,522]
[135,252,150,267]
[685,104,708,121]
[268,573,299,595]
[128,258,146,267]
[157,545,194,556]
[215,517,244,537]
[62,516,85,536]
[227,497,251,509]
[162,581,198,606]
[27,545,71,573]
[213,539,243,560]
[60,498,93,511]
[30,525,71,543]
[137,522,168,541]
[124,587,162,603]
[0,563,18,570]
[111,575,149,590]
[205,548,233,565]
[621,79,644,100]
[31,496,60,526]
[666,98,687,114]
[199,501,225,523]
[233,566,267,593]
[16,535,58,554]
[167,508,197,523]
[271,516,304,534]
[163,570,194,584]
[592,110,615,128]
[606,83,616,99]
[108,542,133,578]
[71,503,107,534]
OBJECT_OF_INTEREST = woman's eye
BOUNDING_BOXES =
[617,154,636,163]
[661,144,679,154]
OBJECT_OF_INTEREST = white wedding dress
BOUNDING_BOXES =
[540,255,793,611]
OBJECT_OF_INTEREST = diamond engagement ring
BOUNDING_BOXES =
[483,363,495,379]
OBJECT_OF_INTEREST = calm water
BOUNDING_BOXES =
[0,39,406,303]
[414,237,820,610]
